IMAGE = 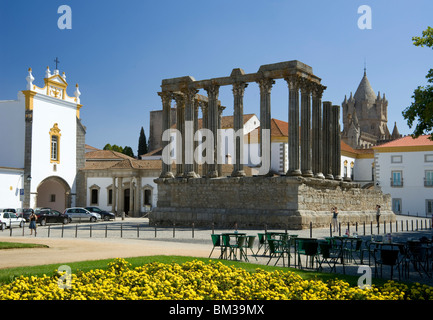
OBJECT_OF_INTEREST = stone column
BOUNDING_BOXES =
[129,179,134,215]
[332,105,342,180]
[312,84,325,179]
[183,87,199,178]
[322,101,334,179]
[286,76,302,176]
[231,81,248,177]
[158,92,174,178]
[112,177,117,213]
[257,77,274,175]
[300,79,313,177]
[204,83,220,178]
[193,98,200,176]
[117,177,123,215]
[217,104,225,177]
[200,101,208,177]
[174,94,185,177]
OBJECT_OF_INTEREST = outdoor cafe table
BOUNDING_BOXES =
[221,233,247,261]
[368,241,406,278]
[328,236,362,273]
[257,232,291,256]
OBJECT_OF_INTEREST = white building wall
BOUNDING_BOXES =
[30,95,77,202]
[86,177,112,212]
[0,169,24,208]
[141,177,158,211]
[0,94,25,168]
[354,157,374,182]
[376,150,433,216]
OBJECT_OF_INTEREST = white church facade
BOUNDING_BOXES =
[0,67,85,212]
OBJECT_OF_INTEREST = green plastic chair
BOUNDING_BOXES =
[344,238,364,264]
[257,233,266,255]
[318,241,339,272]
[209,234,223,259]
[244,235,257,261]
[302,240,320,269]
[221,234,232,259]
[267,239,286,266]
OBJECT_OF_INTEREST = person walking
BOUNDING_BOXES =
[332,207,339,232]
[29,212,37,236]
[376,205,381,225]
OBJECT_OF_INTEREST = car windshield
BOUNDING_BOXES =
[87,207,101,213]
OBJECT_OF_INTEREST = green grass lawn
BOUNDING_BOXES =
[0,241,49,250]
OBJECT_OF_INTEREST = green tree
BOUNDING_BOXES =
[137,127,148,159]
[402,26,433,140]
[123,146,135,158]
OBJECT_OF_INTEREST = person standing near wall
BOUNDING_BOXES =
[376,205,381,225]
[332,207,339,232]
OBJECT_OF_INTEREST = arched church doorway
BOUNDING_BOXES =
[37,176,71,212]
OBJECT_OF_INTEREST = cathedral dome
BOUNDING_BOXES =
[354,71,376,103]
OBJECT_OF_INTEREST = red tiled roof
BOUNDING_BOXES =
[374,135,433,148]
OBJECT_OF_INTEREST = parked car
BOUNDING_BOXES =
[0,212,25,229]
[16,208,35,222]
[64,207,101,222]
[36,209,71,226]
[0,208,17,213]
[85,207,115,221]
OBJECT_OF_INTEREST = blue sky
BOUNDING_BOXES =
[1,0,432,152]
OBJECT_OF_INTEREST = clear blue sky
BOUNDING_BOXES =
[1,0,432,152]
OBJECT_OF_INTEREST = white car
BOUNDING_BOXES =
[0,212,26,229]
[64,207,101,222]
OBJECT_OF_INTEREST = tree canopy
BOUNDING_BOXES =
[103,143,135,158]
[402,27,433,140]
[137,127,148,159]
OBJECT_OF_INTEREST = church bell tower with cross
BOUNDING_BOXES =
[0,61,86,210]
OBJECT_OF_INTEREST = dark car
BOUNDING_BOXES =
[85,207,115,221]
[16,208,35,222]
[36,209,71,226]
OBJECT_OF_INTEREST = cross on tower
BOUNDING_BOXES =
[54,57,60,70]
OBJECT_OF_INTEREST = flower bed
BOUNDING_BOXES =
[0,258,431,300]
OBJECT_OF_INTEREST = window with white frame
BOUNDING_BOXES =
[89,185,100,205]
[392,198,402,214]
[426,200,433,216]
[391,155,402,163]
[391,171,403,187]
[425,171,433,187]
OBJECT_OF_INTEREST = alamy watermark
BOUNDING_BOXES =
[358,5,372,30]
[57,5,72,30]
[161,123,271,175]
[357,265,372,289]
[57,265,72,289]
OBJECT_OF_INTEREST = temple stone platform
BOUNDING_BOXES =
[150,176,395,230]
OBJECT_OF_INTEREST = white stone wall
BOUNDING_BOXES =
[0,94,25,169]
[375,150,433,216]
[0,168,24,208]
[29,94,77,205]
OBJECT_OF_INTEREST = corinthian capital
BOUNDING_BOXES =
[158,91,173,105]
[311,83,327,98]
[182,87,199,102]
[173,93,185,109]
[232,82,248,97]
[204,83,220,100]
[257,77,275,94]
[284,75,302,91]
